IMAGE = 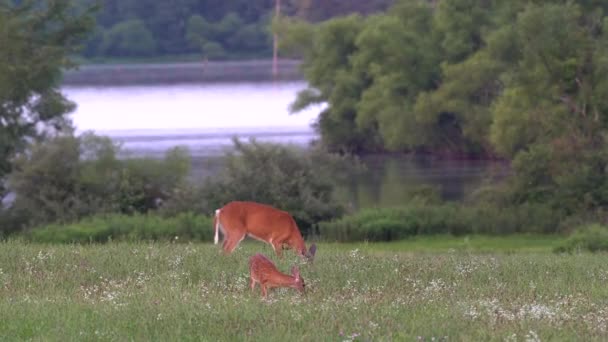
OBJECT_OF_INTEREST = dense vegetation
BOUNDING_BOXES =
[74,0,392,61]
[0,0,95,199]
[0,133,348,238]
[279,0,608,227]
[287,0,608,157]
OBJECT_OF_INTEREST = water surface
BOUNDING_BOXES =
[62,81,504,208]
[64,81,321,156]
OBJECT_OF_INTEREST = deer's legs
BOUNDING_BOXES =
[261,284,268,298]
[223,233,246,254]
[269,239,284,258]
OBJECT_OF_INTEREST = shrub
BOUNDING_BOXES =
[24,212,212,243]
[318,205,465,242]
[194,138,355,236]
[6,133,191,228]
[554,224,608,253]
[318,203,564,242]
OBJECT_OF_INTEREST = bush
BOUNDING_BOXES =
[319,205,464,242]
[6,133,191,229]
[554,224,608,253]
[24,213,212,244]
[318,203,565,242]
[194,138,354,236]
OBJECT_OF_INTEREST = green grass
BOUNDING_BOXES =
[0,239,606,341]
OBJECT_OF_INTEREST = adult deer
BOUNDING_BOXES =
[213,201,316,260]
[249,253,305,298]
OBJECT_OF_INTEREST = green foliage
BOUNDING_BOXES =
[0,0,96,198]
[100,19,157,57]
[185,14,212,49]
[5,133,191,229]
[79,0,390,60]
[554,224,608,253]
[353,2,440,151]
[272,16,315,58]
[291,0,608,153]
[24,212,212,243]
[319,203,564,242]
[194,138,351,235]
[289,14,383,153]
[185,12,270,59]
[503,143,608,215]
[286,0,608,218]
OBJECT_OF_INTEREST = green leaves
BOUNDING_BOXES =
[285,0,608,214]
[7,133,192,227]
[100,19,157,57]
[0,0,95,198]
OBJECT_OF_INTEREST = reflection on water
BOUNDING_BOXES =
[336,155,508,210]
[63,81,506,209]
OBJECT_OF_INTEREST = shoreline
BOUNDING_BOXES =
[62,59,304,86]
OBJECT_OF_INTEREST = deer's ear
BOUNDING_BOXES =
[309,244,317,257]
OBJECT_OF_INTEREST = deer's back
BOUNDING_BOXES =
[222,201,298,239]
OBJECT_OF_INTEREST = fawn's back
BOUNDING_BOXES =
[248,253,305,297]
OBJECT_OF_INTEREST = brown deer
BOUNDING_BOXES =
[213,201,316,260]
[249,253,305,298]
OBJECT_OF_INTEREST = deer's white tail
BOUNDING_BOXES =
[214,209,221,244]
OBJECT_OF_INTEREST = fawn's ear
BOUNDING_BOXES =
[291,266,300,279]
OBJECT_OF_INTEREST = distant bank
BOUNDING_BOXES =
[62,59,304,86]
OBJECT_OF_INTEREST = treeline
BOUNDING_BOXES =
[281,0,608,221]
[76,0,393,60]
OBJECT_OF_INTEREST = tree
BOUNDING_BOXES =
[100,19,157,57]
[186,14,213,50]
[353,1,440,151]
[0,0,96,200]
[487,2,608,213]
[287,14,383,153]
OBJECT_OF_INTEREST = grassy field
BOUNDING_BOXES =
[0,238,606,341]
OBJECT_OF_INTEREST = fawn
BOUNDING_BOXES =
[248,253,305,298]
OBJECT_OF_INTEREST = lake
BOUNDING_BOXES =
[63,81,505,210]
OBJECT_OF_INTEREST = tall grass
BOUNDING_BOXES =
[0,241,606,341]
[23,213,212,243]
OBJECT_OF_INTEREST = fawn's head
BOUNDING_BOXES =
[291,266,305,294]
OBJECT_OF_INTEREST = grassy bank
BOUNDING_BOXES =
[0,240,606,341]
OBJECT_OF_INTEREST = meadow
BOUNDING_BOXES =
[0,238,606,341]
